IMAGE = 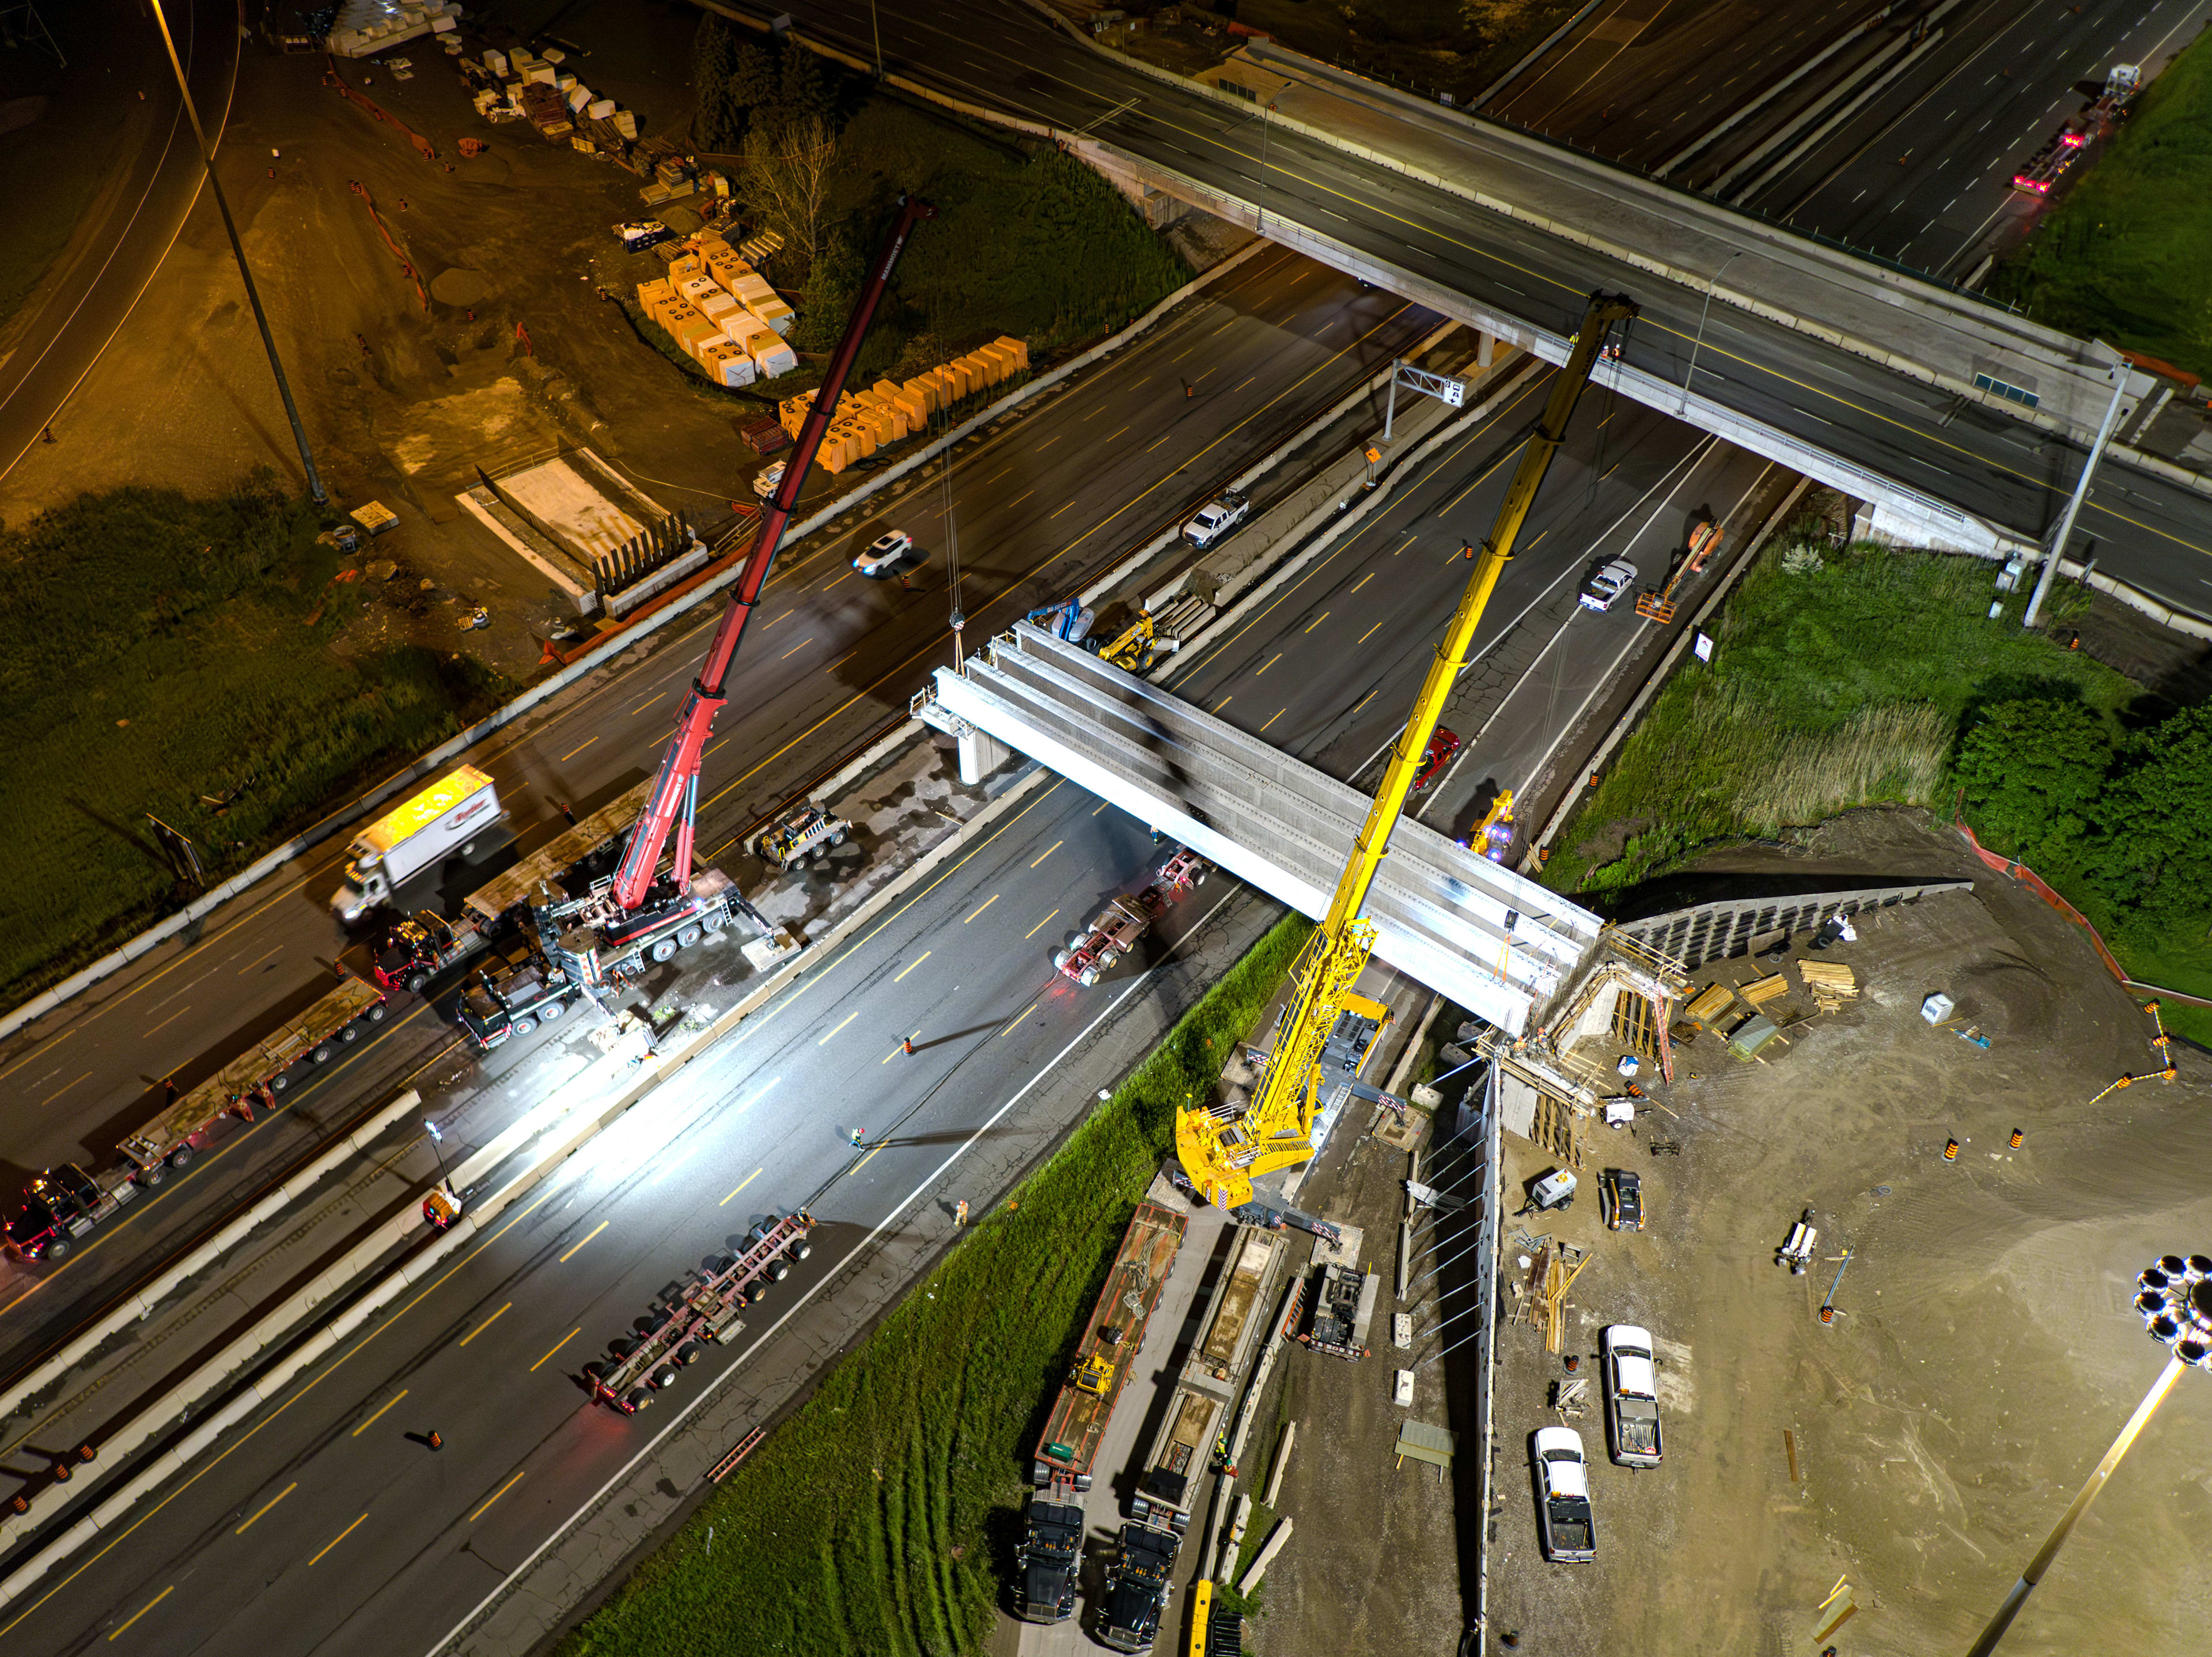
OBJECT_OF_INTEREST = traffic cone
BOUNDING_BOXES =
[2009,1128,2024,1148]
[1942,1137,1959,1161]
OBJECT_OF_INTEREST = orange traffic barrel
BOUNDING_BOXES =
[1943,1137,1959,1161]
[2009,1128,2024,1148]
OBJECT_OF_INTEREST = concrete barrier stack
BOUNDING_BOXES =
[634,235,798,387]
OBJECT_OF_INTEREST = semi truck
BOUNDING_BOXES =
[456,934,584,1049]
[1013,1494,1086,1624]
[1097,1508,1183,1652]
[4,974,391,1262]
[333,765,505,922]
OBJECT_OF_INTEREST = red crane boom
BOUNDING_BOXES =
[611,196,935,914]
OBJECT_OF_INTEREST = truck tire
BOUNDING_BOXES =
[1099,952,1119,970]
[787,1239,811,1262]
[609,1337,639,1359]
[625,1388,653,1413]
[404,969,430,994]
[676,924,702,949]
[649,937,679,963]
[537,998,567,1024]
[1193,868,1208,885]
[136,1162,165,1189]
[766,1258,790,1282]
[1079,966,1100,987]
[43,1238,70,1263]
[339,1022,361,1043]
[675,1342,702,1366]
[582,1361,611,1382]
[167,1145,195,1171]
[651,1365,680,1391]
[829,829,846,846]
[702,909,728,934]
[707,1253,736,1274]
[510,1016,537,1038]
[270,1069,292,1093]
[1052,949,1071,970]
[365,1002,388,1024]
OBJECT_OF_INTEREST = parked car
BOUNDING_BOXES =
[1183,490,1251,549]
[1578,558,1638,612]
[1411,727,1461,791]
[1601,1323,1665,1468]
[1532,1427,1596,1562]
[1600,1167,1645,1231]
[853,529,916,578]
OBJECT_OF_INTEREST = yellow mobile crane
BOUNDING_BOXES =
[1176,291,1638,1209]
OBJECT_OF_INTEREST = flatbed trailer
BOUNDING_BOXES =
[1033,1200,1187,1485]
[1138,1227,1281,1516]
[583,1210,815,1412]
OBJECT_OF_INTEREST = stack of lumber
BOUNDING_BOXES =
[1740,973,1790,1012]
[1800,961,1859,1013]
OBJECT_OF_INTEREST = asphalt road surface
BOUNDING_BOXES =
[0,0,238,489]
[767,0,2212,621]
[0,353,1781,1653]
[1738,0,2212,276]
[0,251,1434,1378]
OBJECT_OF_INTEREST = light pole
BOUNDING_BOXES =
[1963,1253,2212,1657]
[1680,248,1744,419]
[868,0,883,77]
[1249,99,1278,236]
[147,0,325,504]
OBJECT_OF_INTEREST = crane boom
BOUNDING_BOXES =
[611,196,937,914]
[1176,291,1637,1210]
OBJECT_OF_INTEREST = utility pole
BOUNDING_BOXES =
[2022,349,2129,629]
[147,0,327,504]
[1680,249,1744,420]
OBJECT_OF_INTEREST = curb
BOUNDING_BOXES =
[0,1091,425,1428]
[0,227,1279,1045]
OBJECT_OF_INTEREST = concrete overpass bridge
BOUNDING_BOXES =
[741,0,2212,629]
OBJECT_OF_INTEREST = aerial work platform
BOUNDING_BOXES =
[919,622,1603,1034]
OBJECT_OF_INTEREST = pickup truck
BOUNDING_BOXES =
[1601,1323,1665,1467]
[1578,557,1638,613]
[1182,490,1250,549]
[1532,1426,1597,1561]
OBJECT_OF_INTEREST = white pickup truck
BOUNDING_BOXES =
[1183,490,1250,549]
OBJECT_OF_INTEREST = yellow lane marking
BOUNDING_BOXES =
[1358,620,1385,645]
[1304,611,1331,633]
[766,608,794,626]
[630,691,669,716]
[1392,534,1417,557]
[850,1146,882,1175]
[1029,840,1063,868]
[0,1026,70,1087]
[559,737,597,763]
[237,946,283,975]
[1260,708,1286,732]
[458,1304,512,1348]
[1000,998,1041,1036]
[1050,498,1078,519]
[39,1071,92,1108]
[308,1514,368,1567]
[1036,434,1061,451]
[469,1470,528,1523]
[719,1167,763,1208]
[1214,695,1233,712]
[895,951,931,981]
[558,1222,607,1263]
[1092,801,1109,814]
[1350,572,1374,593]
[818,1011,858,1046]
[1025,908,1060,940]
[1002,489,1036,510]
[234,1483,296,1536]
[965,894,1001,922]
[107,1585,173,1641]
[779,638,815,660]
[1255,653,1281,675]
[1105,425,1130,442]
[529,1329,580,1373]
[350,1389,408,1437]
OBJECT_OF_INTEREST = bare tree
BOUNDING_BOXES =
[741,116,838,279]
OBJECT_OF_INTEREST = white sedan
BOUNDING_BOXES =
[1532,1426,1596,1562]
[853,529,916,578]
[1578,558,1638,612]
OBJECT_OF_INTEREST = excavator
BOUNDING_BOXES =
[1175,291,1637,1211]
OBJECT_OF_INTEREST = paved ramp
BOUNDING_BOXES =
[925,624,1603,1034]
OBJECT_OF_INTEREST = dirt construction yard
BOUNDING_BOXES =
[1488,810,2212,1656]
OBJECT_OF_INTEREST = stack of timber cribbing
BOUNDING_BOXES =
[1800,961,1859,1013]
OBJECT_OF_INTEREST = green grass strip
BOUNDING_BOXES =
[565,910,1308,1657]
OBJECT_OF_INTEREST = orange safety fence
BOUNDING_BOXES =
[1954,822,2128,985]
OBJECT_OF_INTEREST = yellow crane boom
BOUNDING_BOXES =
[1176,291,1637,1209]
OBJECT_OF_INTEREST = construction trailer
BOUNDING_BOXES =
[1136,1227,1283,1520]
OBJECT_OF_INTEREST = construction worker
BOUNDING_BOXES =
[849,1127,865,1148]
[954,1198,969,1227]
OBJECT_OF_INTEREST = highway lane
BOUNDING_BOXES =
[0,357,1772,1655]
[771,0,2212,619]
[1741,0,2212,276]
[0,0,239,488]
[0,254,1434,1372]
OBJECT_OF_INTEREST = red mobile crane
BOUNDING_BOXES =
[521,198,935,994]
